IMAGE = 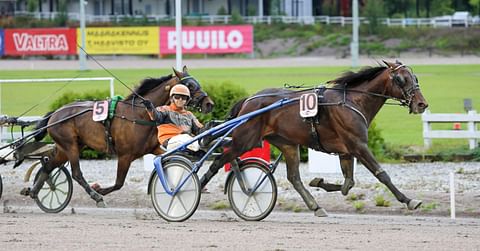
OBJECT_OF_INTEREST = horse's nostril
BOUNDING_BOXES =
[419,102,427,109]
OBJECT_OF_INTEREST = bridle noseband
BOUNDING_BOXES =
[179,75,208,110]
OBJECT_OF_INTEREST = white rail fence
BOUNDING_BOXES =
[14,11,480,27]
[422,110,480,149]
[0,77,115,142]
[0,116,42,142]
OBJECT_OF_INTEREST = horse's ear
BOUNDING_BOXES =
[382,60,394,68]
[172,67,182,78]
[395,59,403,65]
[182,65,188,74]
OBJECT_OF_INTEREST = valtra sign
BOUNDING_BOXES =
[159,25,253,54]
[4,28,77,55]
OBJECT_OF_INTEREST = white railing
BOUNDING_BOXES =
[0,77,115,142]
[0,116,42,142]
[422,110,480,149]
[13,11,480,27]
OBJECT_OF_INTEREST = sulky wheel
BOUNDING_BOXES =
[34,164,73,213]
[150,160,201,222]
[227,163,277,221]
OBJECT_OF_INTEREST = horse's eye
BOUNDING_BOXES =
[393,75,405,87]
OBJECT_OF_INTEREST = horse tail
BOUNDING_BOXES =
[226,97,247,120]
[34,111,54,142]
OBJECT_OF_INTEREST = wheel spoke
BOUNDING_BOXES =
[48,191,54,208]
[165,194,175,215]
[54,179,68,187]
[53,191,63,207]
[175,192,189,214]
[54,188,68,195]
[240,193,252,213]
[39,190,52,205]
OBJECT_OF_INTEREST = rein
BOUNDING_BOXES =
[77,45,148,102]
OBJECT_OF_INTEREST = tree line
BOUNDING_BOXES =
[319,0,480,18]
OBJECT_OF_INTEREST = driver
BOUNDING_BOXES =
[144,84,204,151]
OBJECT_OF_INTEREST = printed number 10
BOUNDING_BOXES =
[301,93,316,110]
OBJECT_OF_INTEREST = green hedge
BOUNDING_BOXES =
[49,90,111,159]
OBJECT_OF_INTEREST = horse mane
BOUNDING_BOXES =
[125,74,174,100]
[330,66,387,88]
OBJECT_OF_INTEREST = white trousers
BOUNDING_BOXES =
[167,134,200,152]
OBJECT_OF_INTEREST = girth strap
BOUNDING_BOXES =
[309,121,326,152]
[102,119,115,155]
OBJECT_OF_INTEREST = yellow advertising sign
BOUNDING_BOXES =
[77,27,159,54]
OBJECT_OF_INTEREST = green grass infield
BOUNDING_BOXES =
[1,64,479,147]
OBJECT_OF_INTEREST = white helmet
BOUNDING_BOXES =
[170,84,190,98]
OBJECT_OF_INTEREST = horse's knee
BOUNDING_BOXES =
[287,174,301,185]
[376,171,391,184]
[71,172,83,183]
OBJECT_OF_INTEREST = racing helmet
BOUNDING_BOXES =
[169,84,191,98]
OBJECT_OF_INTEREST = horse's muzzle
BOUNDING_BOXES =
[201,97,215,114]
[410,100,428,114]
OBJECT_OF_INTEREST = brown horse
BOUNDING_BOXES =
[29,66,214,206]
[200,60,428,216]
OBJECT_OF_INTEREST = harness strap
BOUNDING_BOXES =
[102,119,115,155]
[309,121,324,152]
[113,115,159,126]
[343,103,368,127]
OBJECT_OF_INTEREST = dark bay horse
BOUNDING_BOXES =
[200,60,428,216]
[29,67,214,207]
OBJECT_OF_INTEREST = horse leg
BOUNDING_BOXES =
[200,121,264,188]
[279,144,328,217]
[339,154,355,195]
[354,144,422,210]
[25,148,68,199]
[93,155,133,196]
[199,149,236,189]
[308,154,355,195]
[67,148,106,207]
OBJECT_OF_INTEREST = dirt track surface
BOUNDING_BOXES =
[1,159,480,250]
[1,207,479,250]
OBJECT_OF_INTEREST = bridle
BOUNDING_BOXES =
[389,64,420,109]
[178,75,209,111]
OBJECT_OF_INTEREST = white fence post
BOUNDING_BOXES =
[450,171,456,220]
[422,110,432,148]
[468,110,477,149]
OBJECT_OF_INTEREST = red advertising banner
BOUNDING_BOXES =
[4,28,77,55]
[159,25,253,55]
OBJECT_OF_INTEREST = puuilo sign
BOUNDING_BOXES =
[159,25,253,54]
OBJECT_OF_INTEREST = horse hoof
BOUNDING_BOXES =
[309,178,324,187]
[407,199,422,210]
[341,179,355,196]
[314,207,328,217]
[96,200,107,208]
[20,187,31,196]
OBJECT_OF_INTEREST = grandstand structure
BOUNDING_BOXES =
[2,0,354,19]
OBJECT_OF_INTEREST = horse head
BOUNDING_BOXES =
[173,66,214,114]
[383,60,428,114]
